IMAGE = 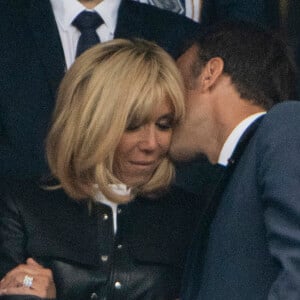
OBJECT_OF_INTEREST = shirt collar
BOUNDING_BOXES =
[50,0,121,34]
[94,184,131,200]
[218,112,266,166]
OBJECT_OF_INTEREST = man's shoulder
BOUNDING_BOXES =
[0,0,29,13]
[268,100,300,114]
[0,0,48,26]
[0,178,78,213]
[263,101,300,126]
[252,101,300,150]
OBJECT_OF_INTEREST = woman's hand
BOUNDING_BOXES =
[0,258,56,299]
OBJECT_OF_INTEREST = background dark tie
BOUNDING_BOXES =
[72,11,103,57]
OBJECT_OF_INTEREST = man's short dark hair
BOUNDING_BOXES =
[190,21,297,109]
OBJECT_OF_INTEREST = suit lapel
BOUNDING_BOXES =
[203,115,265,236]
[27,0,66,99]
[181,116,265,299]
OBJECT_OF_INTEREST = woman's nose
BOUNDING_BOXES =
[138,126,158,151]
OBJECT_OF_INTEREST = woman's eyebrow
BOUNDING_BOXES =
[157,113,174,121]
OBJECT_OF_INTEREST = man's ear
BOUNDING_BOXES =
[198,57,224,92]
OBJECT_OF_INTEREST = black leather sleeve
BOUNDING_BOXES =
[0,189,27,279]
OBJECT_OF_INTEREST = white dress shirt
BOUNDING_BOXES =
[218,112,266,166]
[50,0,121,68]
[185,0,202,22]
[94,184,131,234]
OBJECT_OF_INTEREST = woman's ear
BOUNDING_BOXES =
[198,57,224,92]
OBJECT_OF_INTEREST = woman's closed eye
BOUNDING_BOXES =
[126,122,143,132]
[156,120,173,131]
[156,115,174,131]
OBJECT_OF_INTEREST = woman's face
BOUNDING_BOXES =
[114,101,174,187]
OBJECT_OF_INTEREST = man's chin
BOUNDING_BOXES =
[169,147,198,163]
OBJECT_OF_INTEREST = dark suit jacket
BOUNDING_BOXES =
[287,0,300,98]
[135,0,278,29]
[182,101,300,299]
[0,0,199,178]
[0,180,204,299]
[201,0,280,29]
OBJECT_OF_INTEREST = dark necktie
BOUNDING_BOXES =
[72,11,104,57]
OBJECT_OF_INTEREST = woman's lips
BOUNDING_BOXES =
[130,161,155,165]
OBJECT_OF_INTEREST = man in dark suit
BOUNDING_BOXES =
[170,22,300,299]
[0,0,199,180]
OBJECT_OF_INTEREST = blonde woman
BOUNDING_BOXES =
[0,39,203,300]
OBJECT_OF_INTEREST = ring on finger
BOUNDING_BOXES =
[23,275,33,288]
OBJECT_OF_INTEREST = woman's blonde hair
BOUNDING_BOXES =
[46,38,185,203]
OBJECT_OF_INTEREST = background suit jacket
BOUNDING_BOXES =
[0,181,204,300]
[200,0,280,29]
[182,101,300,300]
[287,0,300,98]
[134,0,277,28]
[0,0,199,178]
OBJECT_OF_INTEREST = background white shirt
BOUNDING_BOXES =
[218,112,266,166]
[50,0,121,68]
